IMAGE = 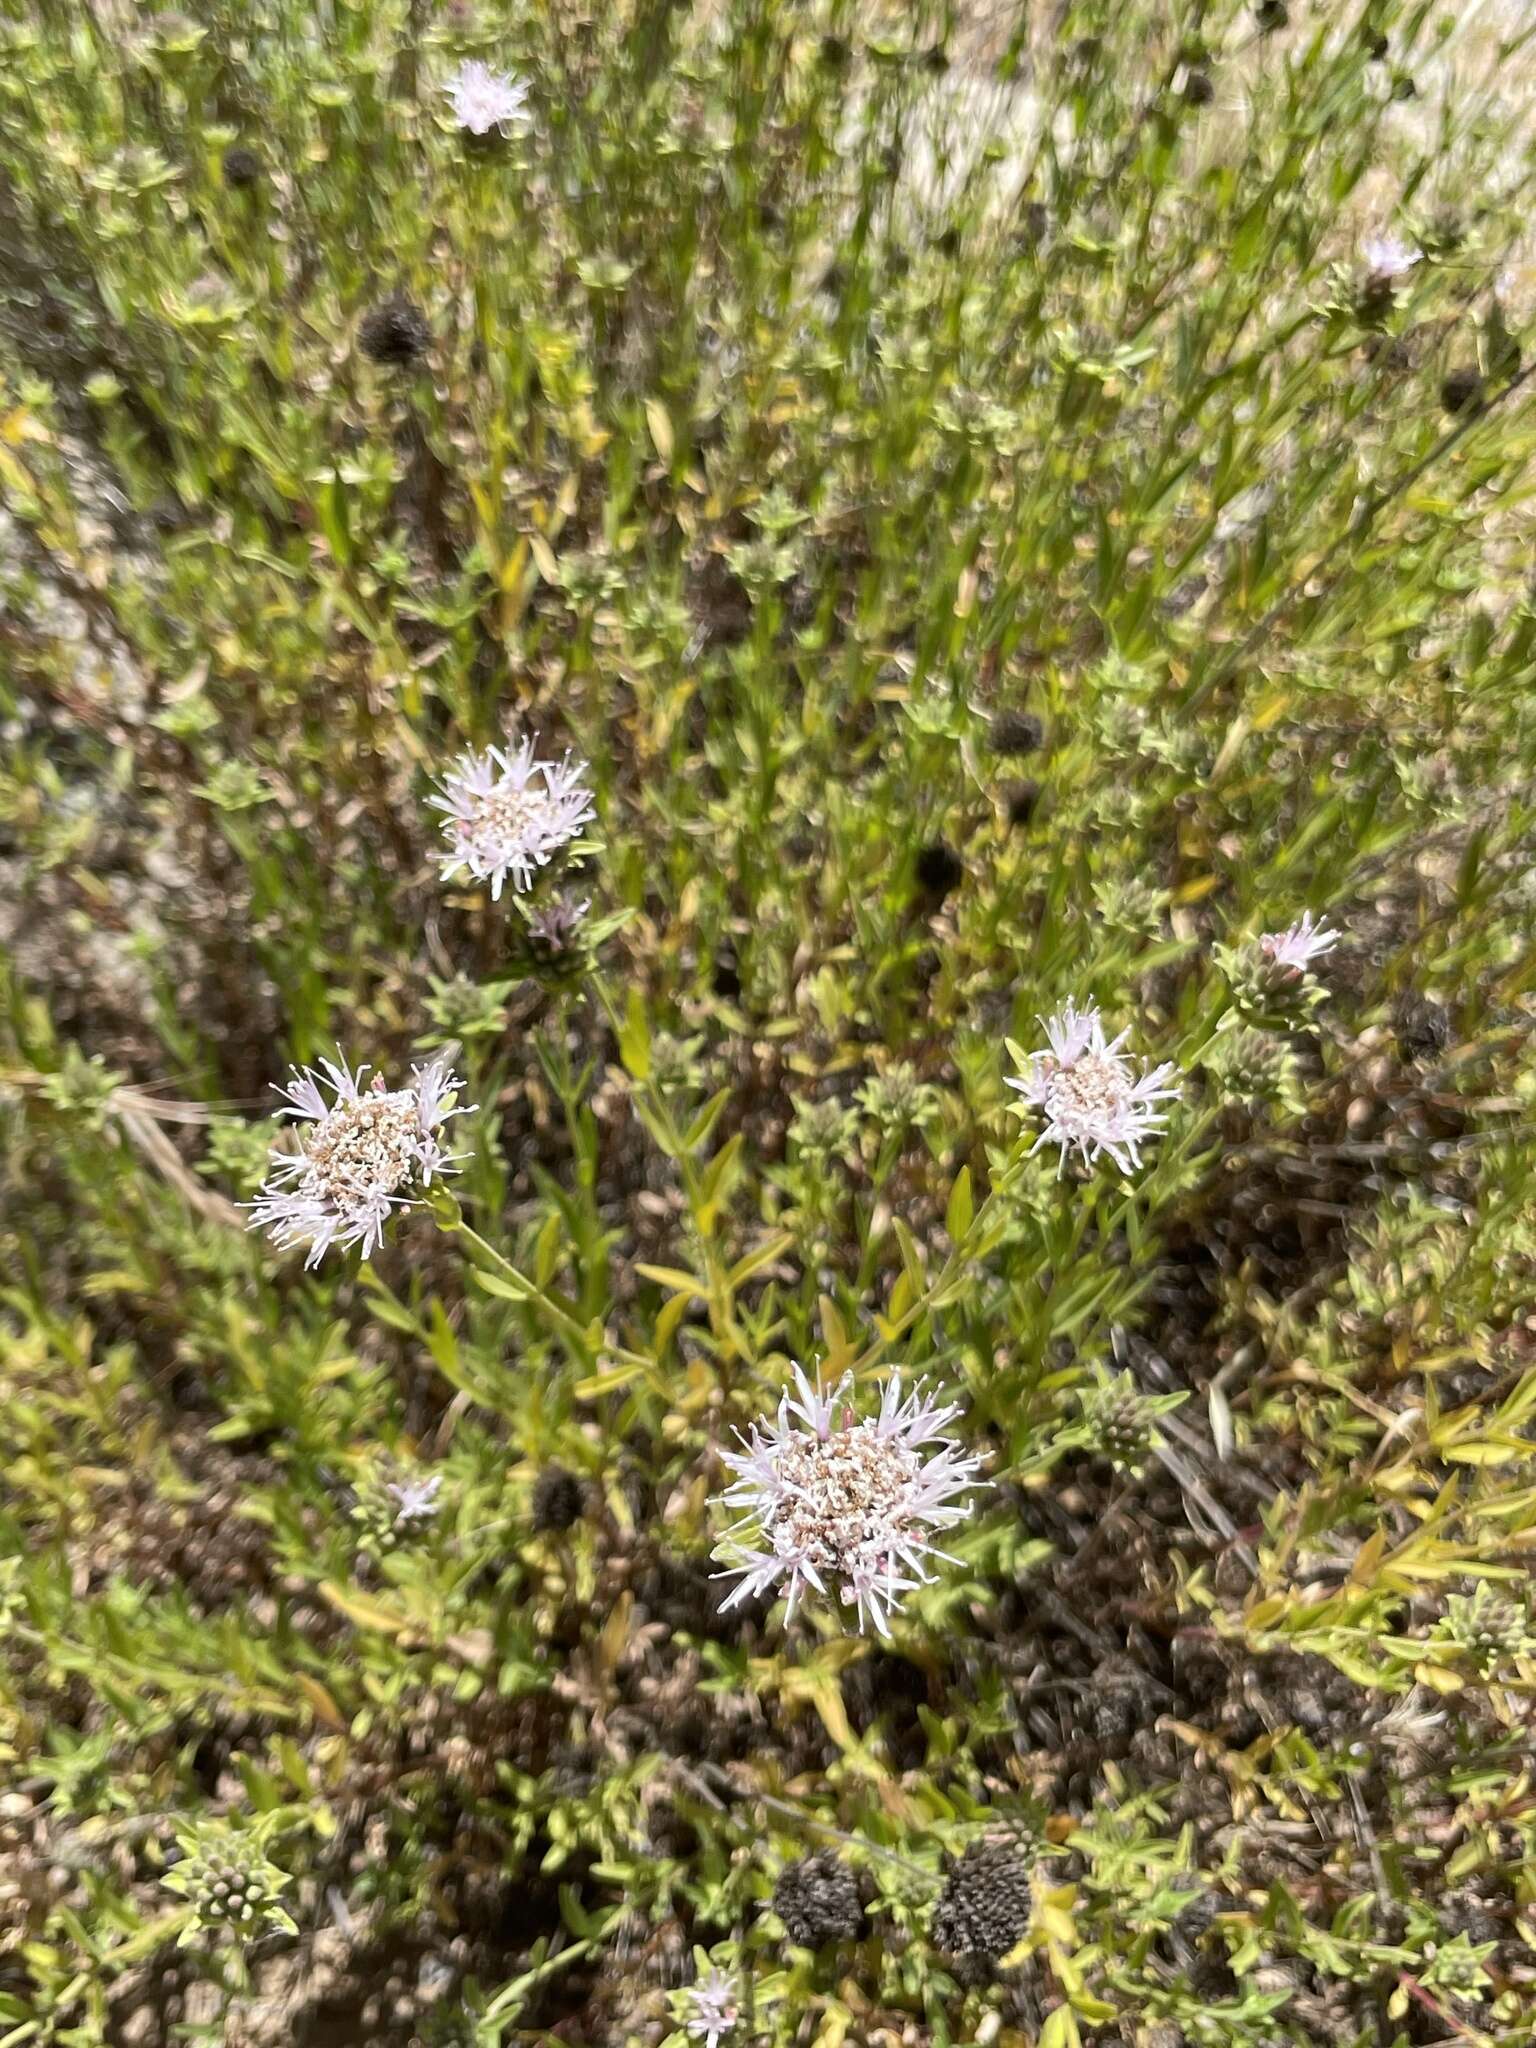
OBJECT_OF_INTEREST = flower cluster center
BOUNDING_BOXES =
[1040,1051,1131,1131]
[301,1090,420,1204]
[458,783,560,856]
[770,1425,921,1570]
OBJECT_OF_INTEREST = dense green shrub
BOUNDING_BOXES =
[5,0,1536,2042]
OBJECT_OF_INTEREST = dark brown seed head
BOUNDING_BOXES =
[1440,367,1484,416]
[359,295,431,368]
[931,1840,1034,1963]
[1393,992,1451,1061]
[712,945,742,999]
[1006,780,1041,828]
[222,145,262,189]
[989,710,1045,757]
[531,1464,584,1533]
[915,842,963,898]
[772,1853,865,1948]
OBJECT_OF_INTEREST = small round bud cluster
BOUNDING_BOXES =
[1081,1370,1157,1472]
[190,1854,263,1925]
[1422,1933,1496,1997]
[1217,915,1338,1021]
[531,1464,584,1533]
[856,1061,943,1138]
[930,1839,1034,1963]
[359,294,432,367]
[1204,1027,1304,1119]
[349,1498,399,1555]
[163,1824,296,1942]
[772,1853,864,1948]
[788,1095,859,1171]
[1434,1585,1533,1679]
[1093,872,1167,940]
[350,1468,443,1554]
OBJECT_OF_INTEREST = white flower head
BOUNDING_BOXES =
[444,59,530,137]
[386,1473,443,1525]
[682,1967,740,2048]
[1007,1000,1179,1176]
[1362,233,1419,281]
[713,1365,985,1637]
[430,739,595,900]
[1255,911,1339,982]
[247,1049,472,1267]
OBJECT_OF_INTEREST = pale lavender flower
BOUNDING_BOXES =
[248,1049,471,1267]
[1361,233,1419,283]
[444,60,530,137]
[683,1968,740,2048]
[386,1473,443,1525]
[1008,1000,1179,1176]
[713,1365,985,1637]
[430,739,595,900]
[527,892,590,952]
[1255,911,1339,982]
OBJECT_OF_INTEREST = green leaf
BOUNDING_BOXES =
[635,1263,708,1299]
[727,1231,795,1288]
[945,1165,973,1244]
[644,396,674,462]
[474,1267,534,1303]
[1039,2005,1081,2048]
[618,989,651,1081]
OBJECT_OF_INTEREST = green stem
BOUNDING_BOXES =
[586,968,744,1375]
[846,1151,1031,1378]
[431,1191,650,1374]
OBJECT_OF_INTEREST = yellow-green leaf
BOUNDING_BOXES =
[319,1583,410,1635]
[1039,2004,1081,2048]
[728,1231,795,1288]
[644,396,674,461]
[945,1165,973,1244]
[635,1263,708,1299]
